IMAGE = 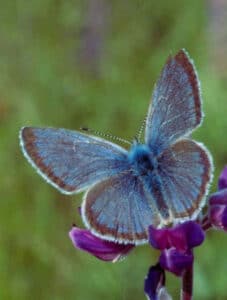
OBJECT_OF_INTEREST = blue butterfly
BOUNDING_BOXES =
[19,49,213,245]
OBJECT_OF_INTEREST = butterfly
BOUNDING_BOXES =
[19,49,213,245]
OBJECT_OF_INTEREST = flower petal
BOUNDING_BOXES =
[209,189,227,206]
[157,287,172,300]
[149,221,204,252]
[209,204,227,231]
[170,221,205,250]
[159,248,193,277]
[144,263,166,300]
[218,166,227,190]
[222,207,227,228]
[69,226,134,262]
[149,226,170,250]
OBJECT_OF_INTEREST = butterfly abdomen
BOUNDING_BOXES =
[128,144,171,223]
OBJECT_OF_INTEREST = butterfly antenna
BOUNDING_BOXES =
[135,116,147,143]
[80,127,132,146]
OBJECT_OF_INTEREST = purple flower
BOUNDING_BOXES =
[218,165,227,190]
[148,221,204,276]
[208,166,227,231]
[144,263,171,300]
[209,189,227,231]
[159,248,193,277]
[69,226,134,262]
[69,209,134,262]
[149,221,204,251]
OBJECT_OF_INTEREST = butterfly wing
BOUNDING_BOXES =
[82,171,160,244]
[20,127,130,194]
[145,49,202,154]
[154,139,213,223]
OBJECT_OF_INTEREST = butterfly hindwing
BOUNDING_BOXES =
[82,171,160,244]
[155,138,213,221]
[20,127,130,194]
[145,49,202,154]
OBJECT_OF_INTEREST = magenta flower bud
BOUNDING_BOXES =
[69,226,134,262]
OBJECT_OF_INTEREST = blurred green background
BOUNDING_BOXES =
[1,1,227,299]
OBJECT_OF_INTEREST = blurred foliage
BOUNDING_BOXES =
[0,0,227,299]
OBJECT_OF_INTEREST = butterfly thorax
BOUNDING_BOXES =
[128,143,158,177]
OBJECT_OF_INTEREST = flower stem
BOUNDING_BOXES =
[181,264,193,300]
[201,215,212,231]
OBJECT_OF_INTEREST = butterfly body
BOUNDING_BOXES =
[128,142,157,175]
[20,49,213,245]
[128,142,170,219]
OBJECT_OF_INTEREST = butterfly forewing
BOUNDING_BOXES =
[145,49,202,155]
[20,127,130,194]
